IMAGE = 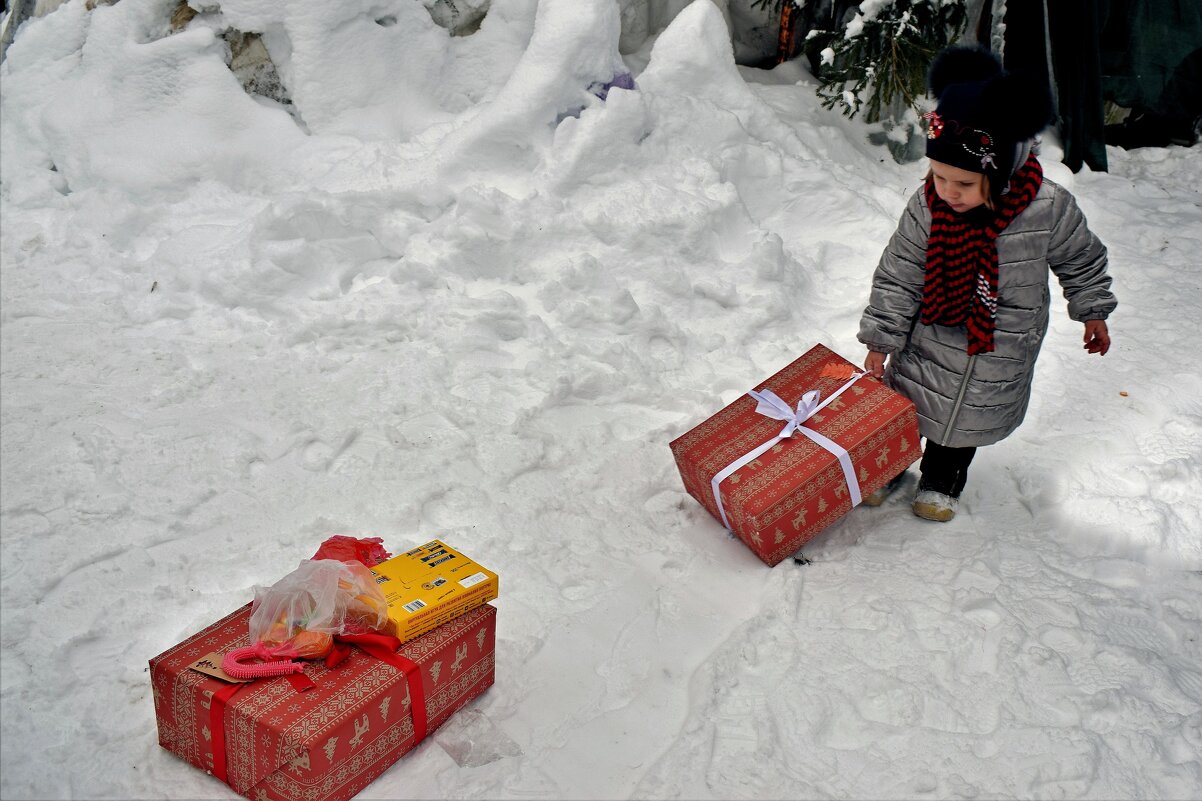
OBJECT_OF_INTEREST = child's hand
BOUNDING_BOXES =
[864,351,887,378]
[1083,320,1110,355]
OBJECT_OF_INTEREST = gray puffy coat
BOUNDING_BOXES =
[857,173,1117,448]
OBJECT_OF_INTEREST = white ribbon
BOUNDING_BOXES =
[710,372,867,531]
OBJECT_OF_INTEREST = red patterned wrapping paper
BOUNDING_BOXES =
[149,603,497,801]
[670,344,920,566]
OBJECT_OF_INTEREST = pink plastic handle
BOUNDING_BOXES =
[222,644,305,680]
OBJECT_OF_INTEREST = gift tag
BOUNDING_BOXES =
[189,653,253,683]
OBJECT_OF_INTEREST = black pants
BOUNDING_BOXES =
[918,441,977,498]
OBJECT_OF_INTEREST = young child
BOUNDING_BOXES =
[857,46,1117,522]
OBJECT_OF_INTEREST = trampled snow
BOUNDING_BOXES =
[2,0,1200,798]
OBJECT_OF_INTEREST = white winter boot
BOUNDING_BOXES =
[912,490,957,522]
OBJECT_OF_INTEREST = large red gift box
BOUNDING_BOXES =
[670,344,920,566]
[149,603,496,801]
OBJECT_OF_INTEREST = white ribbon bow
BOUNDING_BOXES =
[710,373,866,532]
[748,388,820,438]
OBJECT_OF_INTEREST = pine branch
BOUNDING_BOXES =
[815,0,967,124]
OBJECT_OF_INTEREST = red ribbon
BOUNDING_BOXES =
[207,632,427,788]
[286,672,316,693]
[208,683,243,784]
[336,632,428,743]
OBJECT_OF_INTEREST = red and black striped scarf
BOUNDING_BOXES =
[922,153,1043,354]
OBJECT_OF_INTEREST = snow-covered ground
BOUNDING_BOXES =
[2,0,1200,798]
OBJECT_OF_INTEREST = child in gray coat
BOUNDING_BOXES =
[858,46,1117,522]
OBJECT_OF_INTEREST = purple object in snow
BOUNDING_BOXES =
[591,72,636,101]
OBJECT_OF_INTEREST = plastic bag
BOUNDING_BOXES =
[247,559,393,660]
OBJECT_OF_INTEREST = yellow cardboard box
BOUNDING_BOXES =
[370,539,499,643]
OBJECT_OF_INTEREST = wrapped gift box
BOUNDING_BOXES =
[150,603,496,801]
[670,344,920,566]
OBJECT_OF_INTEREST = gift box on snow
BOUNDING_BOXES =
[149,602,496,801]
[670,344,921,566]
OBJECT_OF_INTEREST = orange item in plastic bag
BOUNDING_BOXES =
[223,560,396,679]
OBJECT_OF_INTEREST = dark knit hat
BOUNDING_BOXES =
[924,46,1054,193]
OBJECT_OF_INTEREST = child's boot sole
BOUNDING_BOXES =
[911,501,956,522]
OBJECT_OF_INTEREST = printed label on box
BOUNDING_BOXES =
[459,572,488,588]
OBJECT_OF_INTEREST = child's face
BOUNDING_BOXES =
[929,160,987,213]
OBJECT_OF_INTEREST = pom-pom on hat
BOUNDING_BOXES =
[924,46,1054,189]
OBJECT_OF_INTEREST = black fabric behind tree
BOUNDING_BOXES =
[1046,0,1109,172]
[1099,0,1202,149]
[1021,0,1200,171]
[955,0,1108,173]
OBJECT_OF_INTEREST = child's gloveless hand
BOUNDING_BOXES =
[1084,319,1111,355]
[865,351,887,378]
